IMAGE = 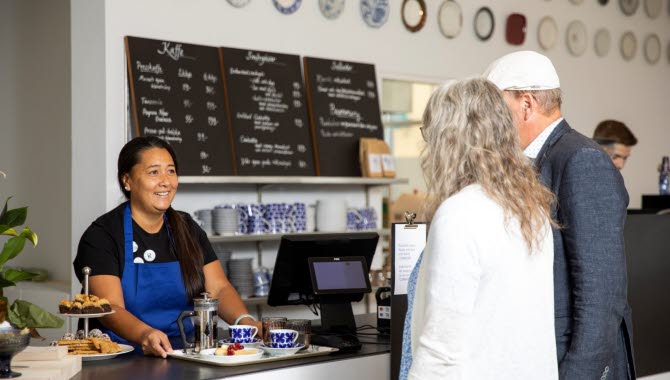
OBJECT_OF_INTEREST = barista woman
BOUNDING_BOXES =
[73,136,260,358]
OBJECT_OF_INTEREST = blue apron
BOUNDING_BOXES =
[102,203,193,348]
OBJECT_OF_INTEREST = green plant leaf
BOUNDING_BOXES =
[0,197,10,223]
[0,236,27,269]
[3,269,38,283]
[18,227,37,246]
[0,225,17,237]
[0,277,15,288]
[7,299,64,329]
[0,207,27,228]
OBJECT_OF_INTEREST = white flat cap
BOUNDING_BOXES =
[483,50,560,91]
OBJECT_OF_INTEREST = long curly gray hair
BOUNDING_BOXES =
[420,78,556,252]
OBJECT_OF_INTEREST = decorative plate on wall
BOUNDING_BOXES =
[227,0,251,7]
[319,0,345,20]
[537,16,558,50]
[361,0,390,28]
[273,0,302,14]
[505,13,527,45]
[402,0,427,33]
[438,0,462,39]
[643,0,663,18]
[619,0,639,15]
[620,31,637,61]
[594,28,611,57]
[473,7,495,41]
[643,34,661,64]
[566,20,587,56]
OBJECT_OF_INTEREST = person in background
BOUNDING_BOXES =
[73,136,261,358]
[484,51,635,379]
[593,119,638,170]
[405,78,558,379]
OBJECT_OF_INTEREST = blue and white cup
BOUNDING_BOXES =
[269,329,299,348]
[243,203,266,234]
[289,203,307,233]
[229,324,258,344]
[263,203,287,234]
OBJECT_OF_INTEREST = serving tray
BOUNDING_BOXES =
[168,345,338,367]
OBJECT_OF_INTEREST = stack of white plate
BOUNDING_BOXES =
[227,258,254,298]
[211,243,232,276]
[212,207,238,235]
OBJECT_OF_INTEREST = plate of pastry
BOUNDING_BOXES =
[52,330,133,361]
[218,338,262,349]
[200,346,264,363]
[58,294,113,316]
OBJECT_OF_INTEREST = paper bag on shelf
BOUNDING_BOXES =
[359,138,383,177]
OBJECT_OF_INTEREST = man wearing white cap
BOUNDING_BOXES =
[484,51,635,380]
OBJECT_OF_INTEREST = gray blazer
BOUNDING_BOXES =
[535,120,635,380]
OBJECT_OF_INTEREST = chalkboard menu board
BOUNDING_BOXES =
[303,57,384,176]
[220,48,315,176]
[125,36,235,176]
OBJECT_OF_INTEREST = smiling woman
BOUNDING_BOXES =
[72,136,260,358]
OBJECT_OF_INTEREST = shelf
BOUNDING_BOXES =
[241,296,268,306]
[179,176,408,186]
[208,229,390,244]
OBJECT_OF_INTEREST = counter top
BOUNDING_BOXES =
[72,315,390,380]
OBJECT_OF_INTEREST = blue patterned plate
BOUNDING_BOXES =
[360,0,389,28]
[273,0,302,14]
[319,0,345,20]
[259,343,306,357]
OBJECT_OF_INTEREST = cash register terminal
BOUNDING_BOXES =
[267,233,378,351]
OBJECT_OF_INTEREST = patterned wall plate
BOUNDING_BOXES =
[566,20,587,56]
[319,0,345,20]
[438,0,462,39]
[402,0,427,32]
[619,0,639,15]
[273,0,302,14]
[594,28,611,57]
[227,0,251,7]
[537,16,558,50]
[361,0,390,28]
[473,7,494,41]
[620,31,637,61]
[643,0,663,18]
[643,34,661,64]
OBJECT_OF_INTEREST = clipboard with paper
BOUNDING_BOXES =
[390,212,427,380]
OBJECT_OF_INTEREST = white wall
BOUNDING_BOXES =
[0,0,71,285]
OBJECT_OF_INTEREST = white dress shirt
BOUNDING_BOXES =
[408,184,558,380]
[524,117,564,159]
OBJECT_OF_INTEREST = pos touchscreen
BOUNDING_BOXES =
[308,256,371,295]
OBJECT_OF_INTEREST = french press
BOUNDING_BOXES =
[177,292,219,353]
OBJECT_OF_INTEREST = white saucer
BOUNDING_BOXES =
[259,343,305,357]
[199,348,264,363]
[218,338,262,349]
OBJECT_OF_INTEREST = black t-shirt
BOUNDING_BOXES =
[73,203,217,282]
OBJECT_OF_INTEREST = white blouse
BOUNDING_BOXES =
[408,184,558,380]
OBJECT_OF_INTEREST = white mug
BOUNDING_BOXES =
[316,199,347,232]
